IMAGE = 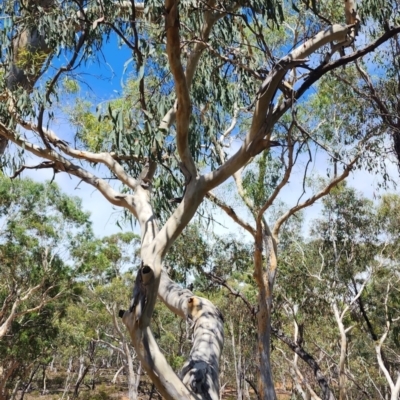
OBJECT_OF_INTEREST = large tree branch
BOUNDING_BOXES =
[159,2,234,131]
[0,123,138,216]
[203,24,351,191]
[285,25,400,115]
[165,0,196,178]
[20,121,140,190]
[153,177,206,260]
[0,289,17,321]
[0,299,20,339]
[158,271,224,400]
[125,270,224,400]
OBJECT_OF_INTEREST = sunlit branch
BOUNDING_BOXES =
[231,170,255,217]
[204,24,352,191]
[157,269,223,400]
[120,320,195,400]
[289,25,400,115]
[165,0,196,178]
[0,123,138,216]
[159,1,228,131]
[19,121,139,191]
[158,271,192,319]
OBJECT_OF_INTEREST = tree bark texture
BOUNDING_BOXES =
[253,230,277,400]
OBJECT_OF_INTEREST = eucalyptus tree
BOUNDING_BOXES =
[0,175,91,340]
[0,176,91,400]
[0,0,399,399]
[271,187,400,400]
[72,233,142,400]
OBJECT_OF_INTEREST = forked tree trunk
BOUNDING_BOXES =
[1,2,382,400]
[122,269,224,400]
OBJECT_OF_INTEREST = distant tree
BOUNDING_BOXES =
[67,233,141,400]
[272,186,400,399]
[0,176,91,400]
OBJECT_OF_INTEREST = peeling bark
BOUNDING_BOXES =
[122,271,224,400]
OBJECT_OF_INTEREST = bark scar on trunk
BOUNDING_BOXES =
[129,262,154,324]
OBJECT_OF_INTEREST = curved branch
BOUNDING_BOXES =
[286,25,400,115]
[0,123,137,216]
[121,318,195,400]
[158,272,224,400]
[159,2,235,131]
[165,0,195,178]
[203,25,351,191]
[122,271,224,400]
[20,122,139,190]
[154,177,206,259]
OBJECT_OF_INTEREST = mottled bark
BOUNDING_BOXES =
[122,271,224,400]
